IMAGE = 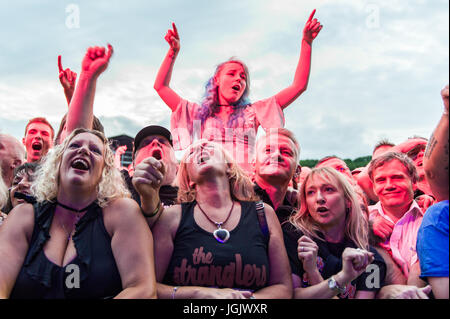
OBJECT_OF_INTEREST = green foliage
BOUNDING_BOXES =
[299,159,318,168]
[300,155,372,171]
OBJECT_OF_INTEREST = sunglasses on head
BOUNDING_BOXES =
[406,144,426,161]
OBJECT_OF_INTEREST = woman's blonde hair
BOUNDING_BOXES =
[177,139,258,203]
[289,166,369,249]
[33,128,130,208]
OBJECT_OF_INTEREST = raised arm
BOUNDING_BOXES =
[423,84,449,202]
[64,44,113,140]
[154,23,182,111]
[274,9,322,109]
[114,145,128,171]
[58,55,77,105]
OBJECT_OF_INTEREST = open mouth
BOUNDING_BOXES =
[232,85,241,92]
[32,142,42,151]
[152,149,162,160]
[71,158,90,171]
[317,207,329,213]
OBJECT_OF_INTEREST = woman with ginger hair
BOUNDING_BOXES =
[283,167,386,299]
[0,128,156,299]
[152,140,292,299]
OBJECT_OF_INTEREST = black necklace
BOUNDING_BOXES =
[197,201,235,243]
[56,200,95,213]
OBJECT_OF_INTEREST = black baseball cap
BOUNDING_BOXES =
[133,125,173,158]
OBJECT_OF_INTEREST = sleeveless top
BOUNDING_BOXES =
[10,201,122,299]
[163,201,269,292]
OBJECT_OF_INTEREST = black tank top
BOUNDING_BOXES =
[10,201,122,299]
[163,201,269,292]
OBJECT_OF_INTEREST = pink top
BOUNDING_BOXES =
[170,96,285,173]
[369,201,424,277]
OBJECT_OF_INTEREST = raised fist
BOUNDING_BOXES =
[81,44,114,79]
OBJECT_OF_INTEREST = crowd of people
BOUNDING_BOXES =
[0,10,448,299]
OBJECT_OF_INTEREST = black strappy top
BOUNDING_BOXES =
[10,201,122,299]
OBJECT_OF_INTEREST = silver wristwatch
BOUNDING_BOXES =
[328,276,346,294]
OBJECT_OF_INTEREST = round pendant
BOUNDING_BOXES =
[213,228,230,243]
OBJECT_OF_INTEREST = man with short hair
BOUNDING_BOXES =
[0,134,26,187]
[123,125,179,228]
[22,117,54,163]
[253,128,300,224]
[368,152,424,284]
[372,139,395,159]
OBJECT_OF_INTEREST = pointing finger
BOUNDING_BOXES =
[106,44,114,59]
[58,55,63,72]
[172,22,179,38]
[308,9,316,22]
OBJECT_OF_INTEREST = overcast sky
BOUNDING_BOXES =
[0,0,448,160]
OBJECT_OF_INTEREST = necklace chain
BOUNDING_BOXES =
[59,215,80,241]
[197,201,235,229]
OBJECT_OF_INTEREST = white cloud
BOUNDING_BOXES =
[0,0,448,160]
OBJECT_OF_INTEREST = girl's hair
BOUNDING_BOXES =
[177,139,258,203]
[198,58,251,127]
[289,167,369,249]
[33,128,130,208]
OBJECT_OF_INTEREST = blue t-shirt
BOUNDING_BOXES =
[417,200,449,279]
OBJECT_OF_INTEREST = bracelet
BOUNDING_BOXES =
[141,200,162,218]
[172,286,179,299]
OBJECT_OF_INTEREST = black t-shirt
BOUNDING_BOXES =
[163,201,270,292]
[282,222,387,299]
[253,183,295,225]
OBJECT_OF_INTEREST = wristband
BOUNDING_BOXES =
[141,200,162,218]
[172,286,179,299]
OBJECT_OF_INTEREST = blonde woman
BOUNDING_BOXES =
[0,128,156,299]
[152,140,292,299]
[283,167,386,299]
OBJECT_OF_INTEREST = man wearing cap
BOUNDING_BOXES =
[122,125,179,228]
